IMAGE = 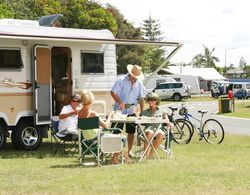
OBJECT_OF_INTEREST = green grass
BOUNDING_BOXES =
[1,96,249,194]
[1,134,250,194]
[221,100,250,119]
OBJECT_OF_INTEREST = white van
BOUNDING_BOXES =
[211,81,250,97]
[231,82,250,93]
[152,81,190,101]
[166,74,200,94]
[144,74,175,92]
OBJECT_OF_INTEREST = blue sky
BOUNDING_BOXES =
[99,0,250,67]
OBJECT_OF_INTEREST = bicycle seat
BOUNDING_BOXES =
[198,110,208,114]
[168,106,178,111]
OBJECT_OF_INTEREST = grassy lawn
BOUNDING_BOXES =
[1,134,250,194]
[221,100,250,119]
[1,96,249,194]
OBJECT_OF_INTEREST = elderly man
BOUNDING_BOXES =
[110,64,146,159]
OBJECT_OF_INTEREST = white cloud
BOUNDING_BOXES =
[100,0,250,66]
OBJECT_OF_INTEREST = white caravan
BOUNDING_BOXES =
[0,16,182,150]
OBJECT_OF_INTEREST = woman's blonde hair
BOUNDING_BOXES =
[80,89,95,105]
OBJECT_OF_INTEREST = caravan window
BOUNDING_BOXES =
[81,52,104,74]
[0,49,23,69]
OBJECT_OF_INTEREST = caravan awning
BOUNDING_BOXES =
[0,23,180,47]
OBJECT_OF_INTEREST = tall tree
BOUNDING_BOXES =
[141,15,163,41]
[239,57,246,69]
[141,15,167,73]
[192,45,219,68]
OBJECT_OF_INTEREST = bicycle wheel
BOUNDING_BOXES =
[176,118,195,136]
[201,119,224,144]
[172,119,192,144]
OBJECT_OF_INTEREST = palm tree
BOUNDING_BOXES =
[192,45,219,68]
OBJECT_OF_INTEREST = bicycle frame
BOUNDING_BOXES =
[168,106,192,144]
[182,111,204,135]
[179,105,225,144]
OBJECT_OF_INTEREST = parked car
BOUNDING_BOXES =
[233,89,247,99]
[152,81,190,101]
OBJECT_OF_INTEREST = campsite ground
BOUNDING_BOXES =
[1,97,250,194]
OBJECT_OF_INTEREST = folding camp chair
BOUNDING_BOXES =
[50,116,78,156]
[135,121,174,160]
[78,117,124,166]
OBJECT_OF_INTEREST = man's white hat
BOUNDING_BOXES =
[127,64,144,80]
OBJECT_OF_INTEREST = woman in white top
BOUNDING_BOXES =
[57,94,80,139]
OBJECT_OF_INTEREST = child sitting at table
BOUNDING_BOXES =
[141,92,173,159]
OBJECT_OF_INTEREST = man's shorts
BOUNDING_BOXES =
[111,114,136,134]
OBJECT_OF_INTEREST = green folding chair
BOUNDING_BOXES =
[78,117,124,166]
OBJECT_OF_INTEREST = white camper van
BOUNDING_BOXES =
[0,18,118,150]
[0,16,182,150]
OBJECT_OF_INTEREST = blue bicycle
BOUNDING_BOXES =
[168,106,192,144]
[178,104,225,144]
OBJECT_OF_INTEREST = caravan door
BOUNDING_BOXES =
[33,45,52,125]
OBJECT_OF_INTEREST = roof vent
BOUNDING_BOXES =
[39,14,63,27]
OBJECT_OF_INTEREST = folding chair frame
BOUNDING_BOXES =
[135,124,173,160]
[78,117,124,166]
[50,118,78,156]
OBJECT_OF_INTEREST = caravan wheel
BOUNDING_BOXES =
[11,121,43,150]
[0,124,7,150]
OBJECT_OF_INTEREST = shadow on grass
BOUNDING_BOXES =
[0,141,78,159]
[50,164,81,169]
[49,162,102,169]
